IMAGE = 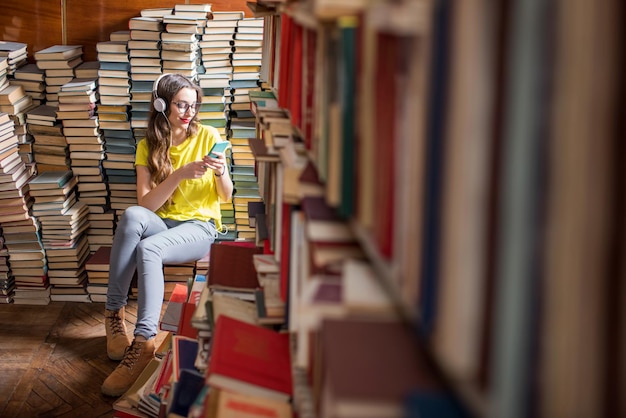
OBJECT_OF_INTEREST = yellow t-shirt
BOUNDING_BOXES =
[135,124,224,229]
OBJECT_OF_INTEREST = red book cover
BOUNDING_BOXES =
[208,243,263,291]
[373,33,399,259]
[207,316,293,402]
[85,245,111,270]
[277,14,293,109]
[279,202,291,302]
[177,301,198,339]
[302,27,317,149]
[288,23,303,130]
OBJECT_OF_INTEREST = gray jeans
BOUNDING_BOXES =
[105,205,217,339]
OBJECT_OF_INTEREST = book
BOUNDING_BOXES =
[319,318,445,418]
[301,196,354,243]
[213,389,293,418]
[167,368,205,418]
[34,45,82,61]
[28,170,74,190]
[159,282,187,333]
[212,293,258,325]
[207,315,293,402]
[85,245,111,270]
[207,242,263,292]
[170,335,199,383]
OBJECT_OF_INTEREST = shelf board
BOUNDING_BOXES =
[350,219,419,324]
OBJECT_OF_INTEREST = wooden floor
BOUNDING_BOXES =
[0,300,167,418]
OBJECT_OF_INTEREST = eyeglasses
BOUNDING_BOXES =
[172,101,201,113]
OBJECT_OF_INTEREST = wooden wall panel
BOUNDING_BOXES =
[2,0,251,63]
[0,0,63,61]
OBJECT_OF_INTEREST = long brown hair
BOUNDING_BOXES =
[145,73,203,192]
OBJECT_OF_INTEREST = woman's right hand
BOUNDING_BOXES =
[177,160,210,180]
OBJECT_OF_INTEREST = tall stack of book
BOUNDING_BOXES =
[95,33,135,220]
[25,105,64,172]
[0,41,28,76]
[231,18,263,87]
[200,11,243,141]
[12,63,46,106]
[228,118,260,240]
[29,170,90,302]
[0,113,47,304]
[128,13,165,140]
[85,245,111,302]
[161,4,208,81]
[57,78,110,217]
[227,16,263,114]
[0,82,34,160]
[97,32,133,202]
[34,45,83,107]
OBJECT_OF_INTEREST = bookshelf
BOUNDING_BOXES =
[246,0,625,417]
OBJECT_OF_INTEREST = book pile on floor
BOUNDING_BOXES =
[85,245,111,302]
[113,241,291,418]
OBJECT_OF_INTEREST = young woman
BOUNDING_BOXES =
[101,73,233,396]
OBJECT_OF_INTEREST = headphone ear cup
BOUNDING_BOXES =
[154,97,167,113]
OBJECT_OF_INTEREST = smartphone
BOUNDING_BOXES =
[207,141,229,158]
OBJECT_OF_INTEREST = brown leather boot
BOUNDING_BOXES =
[101,337,156,397]
[104,308,131,361]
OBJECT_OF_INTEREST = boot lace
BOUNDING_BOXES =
[107,311,125,336]
[120,341,143,369]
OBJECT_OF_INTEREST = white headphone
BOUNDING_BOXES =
[152,73,171,113]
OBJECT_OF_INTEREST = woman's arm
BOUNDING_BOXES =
[136,161,210,211]
[203,151,233,202]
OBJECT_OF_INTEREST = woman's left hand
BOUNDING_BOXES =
[203,152,226,176]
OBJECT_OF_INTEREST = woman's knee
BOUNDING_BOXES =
[118,206,151,227]
[136,239,163,263]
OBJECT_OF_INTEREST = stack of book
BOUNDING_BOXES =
[161,3,209,80]
[96,38,131,108]
[0,58,7,94]
[26,105,67,172]
[29,170,90,302]
[163,262,196,300]
[252,253,285,324]
[0,41,28,76]
[199,10,243,141]
[228,118,260,240]
[200,10,242,83]
[7,213,49,305]
[26,105,63,170]
[203,315,293,416]
[128,13,164,137]
[0,236,14,304]
[0,82,34,127]
[231,18,263,86]
[86,209,115,252]
[85,245,111,302]
[34,45,83,107]
[96,32,136,220]
[57,78,111,216]
[12,63,46,107]
[0,113,46,304]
